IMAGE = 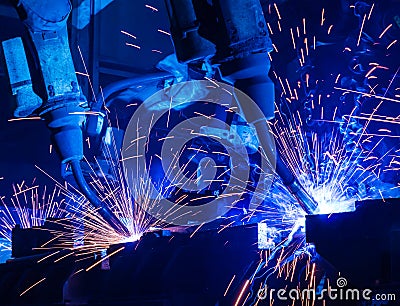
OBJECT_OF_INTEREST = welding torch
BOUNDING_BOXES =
[2,0,130,236]
[165,0,318,214]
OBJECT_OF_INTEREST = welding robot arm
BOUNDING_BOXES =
[165,0,318,214]
[5,0,129,236]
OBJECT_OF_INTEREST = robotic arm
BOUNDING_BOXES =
[165,0,318,214]
[2,0,129,236]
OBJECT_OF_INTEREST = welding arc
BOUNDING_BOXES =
[70,159,130,237]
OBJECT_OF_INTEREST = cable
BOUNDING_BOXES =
[70,159,130,237]
[86,72,172,137]
[94,72,172,109]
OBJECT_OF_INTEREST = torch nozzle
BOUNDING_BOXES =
[70,160,131,237]
[286,179,318,214]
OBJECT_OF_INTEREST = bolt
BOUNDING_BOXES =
[48,85,55,97]
[71,81,79,93]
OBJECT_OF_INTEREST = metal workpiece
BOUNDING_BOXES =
[2,37,42,117]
